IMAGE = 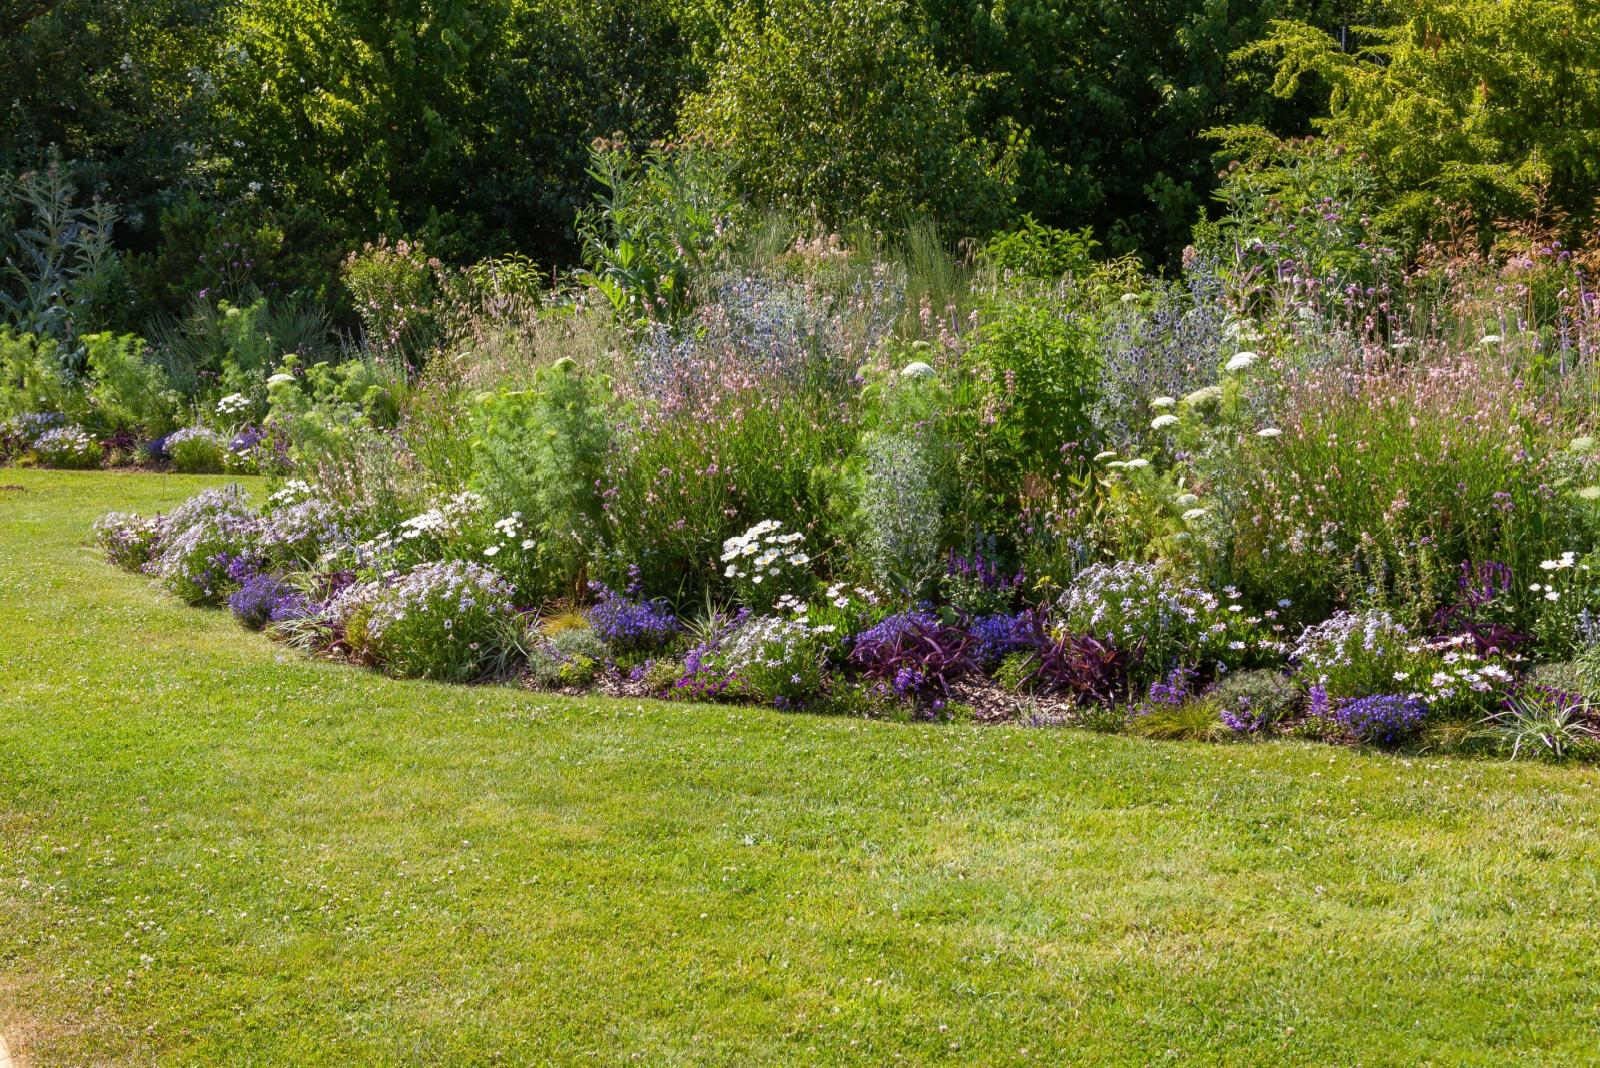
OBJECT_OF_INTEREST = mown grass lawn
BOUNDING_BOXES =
[1,470,1598,1066]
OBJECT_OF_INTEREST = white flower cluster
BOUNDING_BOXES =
[1421,647,1513,699]
[166,425,226,448]
[33,425,97,459]
[1530,551,1591,601]
[1062,562,1215,633]
[483,513,536,558]
[257,497,352,566]
[1058,562,1226,669]
[1292,609,1405,674]
[1402,638,1515,703]
[721,519,809,585]
[769,593,838,632]
[269,479,315,506]
[362,559,513,641]
[720,614,820,674]
[216,392,252,416]
[824,582,880,610]
[398,491,484,541]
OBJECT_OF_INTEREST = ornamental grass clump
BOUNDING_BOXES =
[165,426,228,473]
[92,511,162,571]
[341,560,518,681]
[1129,701,1226,740]
[33,425,101,469]
[150,488,260,605]
[1476,687,1596,761]
[1130,665,1228,741]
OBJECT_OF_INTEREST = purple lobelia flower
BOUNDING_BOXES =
[1336,693,1427,746]
[585,582,679,654]
[229,572,303,630]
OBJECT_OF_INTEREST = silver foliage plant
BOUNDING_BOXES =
[860,429,942,596]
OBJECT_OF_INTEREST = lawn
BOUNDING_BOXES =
[1,470,1598,1066]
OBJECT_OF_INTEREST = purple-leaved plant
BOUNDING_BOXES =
[850,611,978,699]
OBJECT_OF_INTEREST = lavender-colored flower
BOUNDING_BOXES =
[945,546,1025,617]
[1141,665,1196,711]
[150,488,261,605]
[229,572,302,630]
[92,512,162,571]
[1219,696,1268,733]
[1458,559,1513,608]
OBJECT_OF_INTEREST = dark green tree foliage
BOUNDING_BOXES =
[220,0,707,268]
[1243,0,1600,245]
[124,195,352,327]
[923,0,1378,261]
[0,0,225,245]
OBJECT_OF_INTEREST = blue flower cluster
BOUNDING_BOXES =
[585,583,679,654]
[968,613,1029,667]
[225,557,307,629]
[1336,693,1428,746]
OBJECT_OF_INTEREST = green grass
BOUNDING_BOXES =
[3,469,1600,1066]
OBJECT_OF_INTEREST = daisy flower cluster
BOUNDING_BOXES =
[720,519,813,610]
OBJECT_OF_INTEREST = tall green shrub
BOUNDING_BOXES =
[1242,0,1600,243]
[471,361,612,589]
[682,0,1019,237]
